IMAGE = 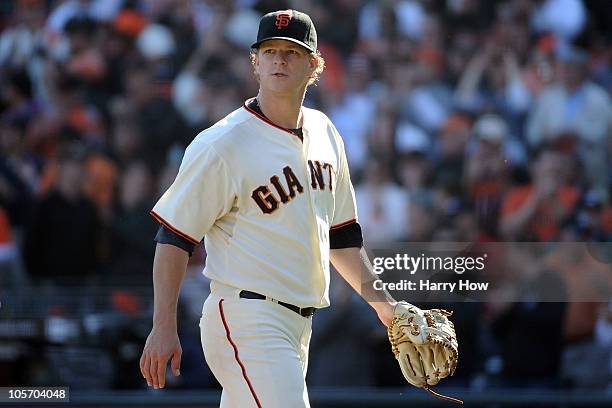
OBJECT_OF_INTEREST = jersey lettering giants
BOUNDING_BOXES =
[151,101,358,308]
[251,161,334,214]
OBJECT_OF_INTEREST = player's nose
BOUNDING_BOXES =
[273,52,288,64]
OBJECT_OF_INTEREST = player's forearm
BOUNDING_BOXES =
[151,243,190,328]
[330,247,396,311]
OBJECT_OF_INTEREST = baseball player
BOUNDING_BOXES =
[139,10,455,407]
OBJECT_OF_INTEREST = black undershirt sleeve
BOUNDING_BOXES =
[330,222,363,249]
[154,224,197,257]
[156,221,362,253]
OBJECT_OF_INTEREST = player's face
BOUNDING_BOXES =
[254,40,316,94]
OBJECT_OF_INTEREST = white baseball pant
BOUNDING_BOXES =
[200,280,312,408]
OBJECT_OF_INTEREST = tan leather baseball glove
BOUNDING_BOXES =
[388,301,462,404]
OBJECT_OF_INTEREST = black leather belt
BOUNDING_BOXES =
[239,290,316,317]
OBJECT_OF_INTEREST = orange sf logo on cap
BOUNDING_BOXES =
[275,11,292,29]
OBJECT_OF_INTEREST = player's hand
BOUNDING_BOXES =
[375,302,396,328]
[140,325,182,389]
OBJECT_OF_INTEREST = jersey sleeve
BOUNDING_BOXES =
[330,124,359,230]
[154,224,197,256]
[151,141,236,244]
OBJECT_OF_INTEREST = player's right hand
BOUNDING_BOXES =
[140,326,182,389]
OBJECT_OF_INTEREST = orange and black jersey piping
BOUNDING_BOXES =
[244,97,304,141]
[153,98,363,255]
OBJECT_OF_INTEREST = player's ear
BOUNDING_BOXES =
[308,54,318,76]
[251,50,260,79]
[309,54,317,69]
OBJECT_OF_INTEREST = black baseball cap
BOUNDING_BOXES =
[251,10,317,52]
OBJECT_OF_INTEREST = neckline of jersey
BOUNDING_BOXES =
[243,97,304,143]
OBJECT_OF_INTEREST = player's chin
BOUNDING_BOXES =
[262,79,299,93]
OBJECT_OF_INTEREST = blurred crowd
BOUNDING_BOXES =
[0,0,611,393]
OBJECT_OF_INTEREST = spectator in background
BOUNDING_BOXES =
[63,16,106,86]
[526,48,611,191]
[570,189,611,242]
[547,230,612,346]
[453,204,481,243]
[308,272,382,387]
[403,194,436,242]
[355,157,408,242]
[500,146,580,241]
[358,0,427,45]
[0,117,37,228]
[444,28,479,87]
[433,113,472,195]
[366,107,398,161]
[464,114,514,237]
[488,253,567,388]
[171,43,209,129]
[136,23,176,77]
[454,42,531,117]
[83,152,118,218]
[108,161,158,283]
[0,69,43,188]
[403,41,452,134]
[172,24,255,131]
[1,69,39,124]
[530,0,586,45]
[543,237,612,389]
[330,53,378,174]
[396,123,433,197]
[22,145,102,283]
[120,63,190,171]
[395,120,432,186]
[311,0,359,57]
[42,71,106,147]
[110,118,144,168]
[520,35,558,99]
[0,0,46,69]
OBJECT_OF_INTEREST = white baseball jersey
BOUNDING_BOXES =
[151,99,358,308]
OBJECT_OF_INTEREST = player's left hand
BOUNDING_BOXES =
[375,301,396,328]
[387,302,463,404]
